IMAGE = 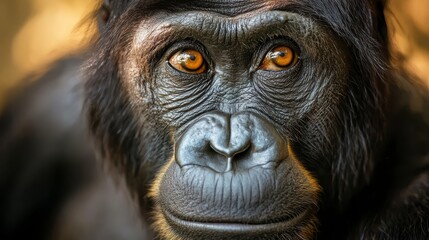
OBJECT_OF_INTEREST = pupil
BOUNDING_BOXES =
[278,51,286,57]
[189,55,196,61]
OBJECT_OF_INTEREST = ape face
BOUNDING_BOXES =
[87,1,387,239]
[133,10,346,239]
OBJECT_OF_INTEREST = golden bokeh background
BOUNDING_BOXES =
[0,0,428,110]
[0,0,96,110]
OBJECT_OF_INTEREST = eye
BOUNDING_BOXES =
[168,49,207,74]
[259,45,298,71]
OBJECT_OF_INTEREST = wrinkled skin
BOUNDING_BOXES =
[1,0,429,240]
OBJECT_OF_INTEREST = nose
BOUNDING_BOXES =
[175,112,288,173]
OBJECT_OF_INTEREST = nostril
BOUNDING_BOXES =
[232,143,252,162]
[208,141,251,159]
[208,142,252,172]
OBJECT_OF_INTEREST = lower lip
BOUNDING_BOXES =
[163,209,311,235]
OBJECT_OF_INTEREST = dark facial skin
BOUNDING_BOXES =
[121,9,346,239]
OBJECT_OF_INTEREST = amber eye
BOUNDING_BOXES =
[259,46,298,71]
[168,49,207,74]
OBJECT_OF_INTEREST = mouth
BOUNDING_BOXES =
[163,208,313,236]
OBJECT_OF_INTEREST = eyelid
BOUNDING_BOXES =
[163,40,212,74]
[259,45,298,71]
[253,38,301,72]
[251,35,301,69]
[165,40,210,62]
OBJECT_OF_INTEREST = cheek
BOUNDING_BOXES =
[121,110,175,195]
[299,29,350,107]
[300,46,349,110]
[148,155,176,200]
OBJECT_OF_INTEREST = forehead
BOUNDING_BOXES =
[144,0,293,16]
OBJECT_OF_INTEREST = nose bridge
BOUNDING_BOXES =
[209,112,252,157]
[214,75,254,114]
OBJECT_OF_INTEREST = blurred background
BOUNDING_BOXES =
[0,0,428,111]
[0,0,97,110]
